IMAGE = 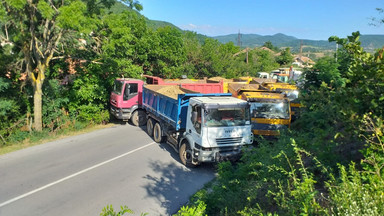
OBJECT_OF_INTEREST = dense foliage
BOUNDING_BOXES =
[0,0,288,145]
[2,1,383,215]
[175,32,384,216]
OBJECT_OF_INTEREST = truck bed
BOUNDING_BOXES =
[142,85,230,130]
[143,75,224,93]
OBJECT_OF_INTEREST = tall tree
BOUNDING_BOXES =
[123,0,143,11]
[0,0,122,131]
[276,47,294,66]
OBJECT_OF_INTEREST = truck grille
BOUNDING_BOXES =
[216,137,242,145]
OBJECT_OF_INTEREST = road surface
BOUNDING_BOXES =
[0,124,216,215]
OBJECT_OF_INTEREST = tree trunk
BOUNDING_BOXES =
[33,79,43,131]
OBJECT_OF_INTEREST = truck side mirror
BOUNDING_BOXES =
[191,111,198,123]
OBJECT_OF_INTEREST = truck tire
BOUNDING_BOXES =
[153,123,164,143]
[179,141,197,168]
[131,110,146,126]
[146,118,154,137]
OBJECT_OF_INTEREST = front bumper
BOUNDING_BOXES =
[110,106,131,120]
[192,145,244,163]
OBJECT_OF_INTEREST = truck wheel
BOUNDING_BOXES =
[153,123,164,143]
[179,141,197,168]
[147,118,154,137]
[131,110,146,126]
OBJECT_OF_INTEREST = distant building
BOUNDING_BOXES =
[293,56,315,68]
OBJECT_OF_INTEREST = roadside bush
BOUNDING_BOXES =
[174,200,207,216]
[100,205,133,216]
[6,130,30,144]
[327,115,384,215]
[43,79,71,132]
[184,134,329,216]
[72,104,110,124]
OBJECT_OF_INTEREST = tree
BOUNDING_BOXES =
[0,0,135,131]
[276,47,294,66]
[122,0,143,11]
[99,10,150,78]
[181,31,203,78]
[370,8,384,26]
[262,41,279,52]
[304,56,344,89]
[150,26,186,78]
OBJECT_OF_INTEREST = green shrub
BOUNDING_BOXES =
[7,130,30,143]
[73,104,109,124]
[100,205,147,216]
[100,205,133,216]
[173,200,207,216]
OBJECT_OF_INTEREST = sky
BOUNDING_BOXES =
[138,0,383,40]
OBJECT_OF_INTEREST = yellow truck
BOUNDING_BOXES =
[260,82,301,121]
[228,83,291,137]
[208,77,250,93]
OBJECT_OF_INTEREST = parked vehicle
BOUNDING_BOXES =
[257,72,270,79]
[261,82,301,121]
[109,76,223,126]
[270,67,302,83]
[143,85,253,167]
[228,83,291,137]
[110,78,147,126]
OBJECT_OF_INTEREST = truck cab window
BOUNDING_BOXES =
[113,80,124,95]
[191,105,202,134]
[123,83,138,101]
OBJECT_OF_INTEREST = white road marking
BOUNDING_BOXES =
[0,142,156,208]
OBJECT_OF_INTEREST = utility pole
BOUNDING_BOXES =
[237,30,242,51]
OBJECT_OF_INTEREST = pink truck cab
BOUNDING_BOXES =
[109,76,224,126]
[109,78,147,126]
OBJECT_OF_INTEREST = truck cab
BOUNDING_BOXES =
[262,82,301,121]
[243,91,291,136]
[227,83,291,137]
[183,96,253,165]
[109,78,146,126]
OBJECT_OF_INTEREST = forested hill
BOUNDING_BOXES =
[213,33,384,52]
[111,1,384,52]
[110,1,180,30]
[110,1,207,43]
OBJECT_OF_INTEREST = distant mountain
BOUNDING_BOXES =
[213,33,384,52]
[110,1,383,52]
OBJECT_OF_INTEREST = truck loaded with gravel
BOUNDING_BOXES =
[142,85,253,167]
[109,76,223,126]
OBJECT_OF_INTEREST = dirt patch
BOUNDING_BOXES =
[208,77,230,82]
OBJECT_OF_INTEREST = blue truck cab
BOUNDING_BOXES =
[142,85,253,167]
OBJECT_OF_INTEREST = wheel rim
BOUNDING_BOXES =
[154,124,161,142]
[184,150,192,162]
[181,143,192,164]
[147,119,153,136]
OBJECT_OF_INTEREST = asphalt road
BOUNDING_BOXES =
[0,124,216,216]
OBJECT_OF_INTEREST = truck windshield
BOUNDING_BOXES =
[250,101,290,119]
[204,107,250,127]
[113,80,124,95]
[286,90,299,101]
